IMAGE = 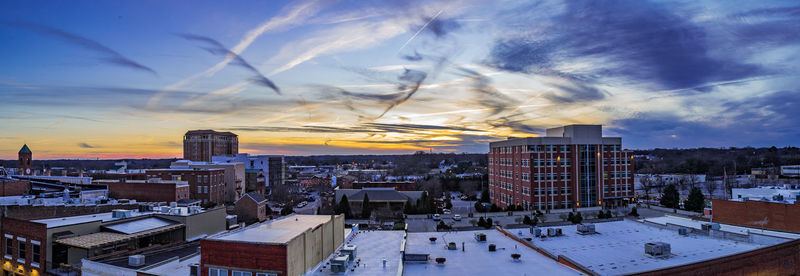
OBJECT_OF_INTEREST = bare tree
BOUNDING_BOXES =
[676,176,689,193]
[705,178,718,199]
[688,174,700,189]
[639,176,655,203]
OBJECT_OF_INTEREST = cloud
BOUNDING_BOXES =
[543,82,608,103]
[2,21,156,74]
[226,122,480,134]
[485,1,766,90]
[376,69,428,118]
[78,142,97,148]
[176,33,280,94]
[420,14,461,38]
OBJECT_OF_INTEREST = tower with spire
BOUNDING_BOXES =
[18,144,32,175]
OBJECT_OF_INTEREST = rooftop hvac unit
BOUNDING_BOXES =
[531,227,542,237]
[577,224,596,235]
[678,228,688,236]
[330,255,349,273]
[342,245,357,259]
[474,232,487,242]
[170,202,178,208]
[160,206,171,214]
[488,244,496,252]
[447,242,457,250]
[188,206,200,214]
[773,194,785,201]
[112,209,133,219]
[547,228,562,237]
[701,223,720,230]
[644,242,671,258]
[128,255,146,267]
[189,263,199,276]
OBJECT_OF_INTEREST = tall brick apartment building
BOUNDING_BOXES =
[183,130,238,162]
[488,125,633,211]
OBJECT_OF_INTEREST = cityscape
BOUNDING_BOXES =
[2,1,800,276]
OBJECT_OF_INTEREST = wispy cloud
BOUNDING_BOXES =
[2,21,156,74]
[78,142,97,148]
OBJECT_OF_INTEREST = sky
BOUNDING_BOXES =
[1,0,799,159]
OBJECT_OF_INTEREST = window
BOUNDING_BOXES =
[197,186,202,193]
[210,268,228,276]
[31,242,40,266]
[233,271,252,276]
[4,236,12,258]
[256,273,278,276]
[18,240,25,262]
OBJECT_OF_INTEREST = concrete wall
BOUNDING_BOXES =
[156,207,226,240]
[81,259,138,276]
[200,239,287,276]
[0,180,30,196]
[1,204,138,220]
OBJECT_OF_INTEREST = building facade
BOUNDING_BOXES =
[183,130,238,162]
[94,179,190,203]
[145,168,226,205]
[168,161,246,204]
[488,125,633,211]
[213,154,285,192]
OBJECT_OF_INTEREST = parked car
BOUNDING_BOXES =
[297,201,307,208]
[453,214,462,221]
[443,209,451,215]
[432,214,441,221]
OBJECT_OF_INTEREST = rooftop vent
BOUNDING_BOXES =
[511,253,521,262]
[112,209,133,219]
[488,244,496,252]
[342,245,357,259]
[531,227,542,237]
[645,242,671,258]
[678,228,688,236]
[577,224,596,235]
[447,242,457,250]
[435,257,446,265]
[547,228,563,237]
[701,223,720,230]
[330,255,349,273]
[128,255,146,267]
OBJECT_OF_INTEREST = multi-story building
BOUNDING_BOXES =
[213,153,285,194]
[168,160,245,203]
[183,130,238,162]
[146,168,226,205]
[18,144,32,176]
[488,125,633,211]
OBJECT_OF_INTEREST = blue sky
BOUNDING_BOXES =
[1,0,799,158]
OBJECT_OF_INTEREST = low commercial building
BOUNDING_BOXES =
[0,179,30,196]
[201,214,344,276]
[94,179,190,203]
[146,168,226,205]
[712,198,800,233]
[81,242,200,276]
[234,192,268,224]
[169,160,245,204]
[1,206,226,275]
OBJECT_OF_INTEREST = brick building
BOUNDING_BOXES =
[94,179,190,203]
[712,199,800,233]
[234,192,268,224]
[488,125,633,211]
[146,168,225,205]
[0,179,30,196]
[183,130,238,162]
[18,144,32,176]
[201,214,344,276]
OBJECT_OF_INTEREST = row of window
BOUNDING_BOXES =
[604,184,632,192]
[196,185,221,194]
[493,144,573,154]
[603,158,630,165]
[209,268,277,276]
[4,235,41,268]
[604,172,632,179]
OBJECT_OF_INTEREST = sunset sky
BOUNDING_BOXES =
[1,0,799,159]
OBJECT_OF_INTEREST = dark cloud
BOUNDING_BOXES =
[376,69,427,118]
[402,51,423,61]
[78,143,96,148]
[456,67,515,116]
[543,82,608,103]
[421,16,461,38]
[177,33,280,94]
[610,90,800,148]
[226,122,479,134]
[485,1,768,91]
[2,21,156,74]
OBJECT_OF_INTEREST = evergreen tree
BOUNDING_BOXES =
[280,205,294,216]
[605,210,612,218]
[523,215,532,225]
[486,218,493,228]
[478,217,487,227]
[629,207,639,217]
[404,199,416,214]
[338,195,352,219]
[574,212,583,224]
[568,212,575,223]
[362,193,372,219]
[532,216,539,226]
[685,187,705,212]
[660,184,680,208]
[480,189,491,203]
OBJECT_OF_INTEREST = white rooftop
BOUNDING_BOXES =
[143,254,200,276]
[212,214,332,244]
[404,230,581,275]
[513,220,774,275]
[312,230,405,275]
[32,210,152,228]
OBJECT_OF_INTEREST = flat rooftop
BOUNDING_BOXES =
[644,215,800,240]
[312,230,405,275]
[211,214,333,244]
[404,230,581,275]
[513,220,781,275]
[32,210,152,228]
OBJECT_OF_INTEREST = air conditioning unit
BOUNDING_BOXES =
[547,228,562,237]
[531,227,542,237]
[678,228,688,236]
[342,245,357,259]
[128,255,146,267]
[474,232,487,242]
[577,224,596,235]
[112,209,133,219]
[189,263,199,276]
[330,255,349,273]
[645,242,671,258]
[701,223,720,230]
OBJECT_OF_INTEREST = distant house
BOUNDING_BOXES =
[234,192,268,224]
